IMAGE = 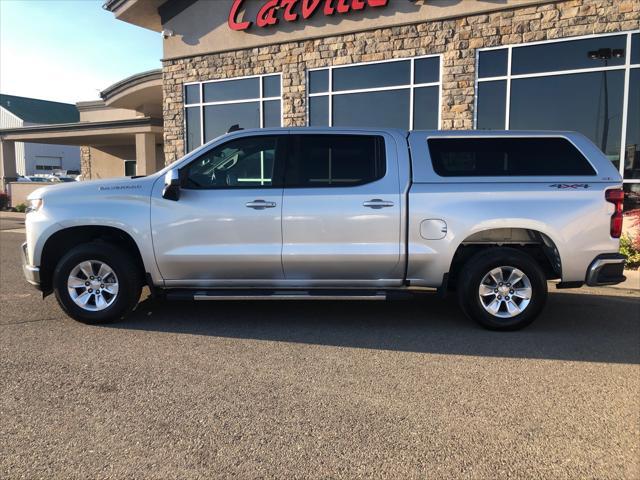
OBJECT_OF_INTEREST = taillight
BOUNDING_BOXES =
[605,188,624,238]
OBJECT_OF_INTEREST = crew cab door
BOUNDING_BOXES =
[151,134,286,285]
[281,132,403,285]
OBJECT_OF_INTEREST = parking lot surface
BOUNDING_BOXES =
[1,230,638,479]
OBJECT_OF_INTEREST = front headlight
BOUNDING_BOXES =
[26,198,43,214]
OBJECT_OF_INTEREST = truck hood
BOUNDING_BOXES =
[27,176,159,202]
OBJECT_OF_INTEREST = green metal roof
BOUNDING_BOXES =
[0,94,79,125]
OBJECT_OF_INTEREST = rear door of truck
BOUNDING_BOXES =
[280,130,406,285]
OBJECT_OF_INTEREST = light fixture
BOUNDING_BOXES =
[612,48,625,58]
[587,47,625,60]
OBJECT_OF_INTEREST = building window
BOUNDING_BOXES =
[308,55,441,130]
[476,31,640,208]
[184,74,283,153]
[34,156,62,172]
[124,160,136,177]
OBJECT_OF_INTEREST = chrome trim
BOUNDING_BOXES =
[23,265,40,286]
[363,199,395,209]
[21,242,41,286]
[194,293,386,301]
[586,258,626,286]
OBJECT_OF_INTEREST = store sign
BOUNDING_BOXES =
[228,0,389,31]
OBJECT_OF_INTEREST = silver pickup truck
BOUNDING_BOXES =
[22,128,626,330]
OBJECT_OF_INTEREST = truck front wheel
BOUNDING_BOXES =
[457,247,548,330]
[52,242,142,324]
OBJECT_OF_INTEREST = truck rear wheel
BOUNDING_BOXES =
[53,242,142,324]
[457,247,547,330]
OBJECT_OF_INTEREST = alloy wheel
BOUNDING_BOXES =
[67,260,119,312]
[478,266,532,319]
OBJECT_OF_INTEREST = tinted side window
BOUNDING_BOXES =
[286,135,386,188]
[183,136,283,189]
[427,137,596,177]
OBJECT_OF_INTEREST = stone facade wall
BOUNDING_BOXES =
[162,0,640,164]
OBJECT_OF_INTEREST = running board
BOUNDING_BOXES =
[165,289,388,301]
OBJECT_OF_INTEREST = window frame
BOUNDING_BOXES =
[180,134,287,190]
[183,73,283,152]
[307,54,443,130]
[474,30,640,187]
[284,133,387,189]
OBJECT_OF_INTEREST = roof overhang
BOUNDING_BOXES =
[103,0,165,31]
[100,69,163,112]
[0,117,163,147]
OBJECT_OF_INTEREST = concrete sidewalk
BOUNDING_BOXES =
[615,269,640,291]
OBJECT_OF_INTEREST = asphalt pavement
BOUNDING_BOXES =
[1,230,638,479]
[0,212,25,232]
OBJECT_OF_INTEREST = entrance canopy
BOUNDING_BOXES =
[0,117,163,185]
[0,117,162,146]
[0,69,164,187]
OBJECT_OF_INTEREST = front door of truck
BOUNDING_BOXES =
[151,134,286,285]
[281,133,403,285]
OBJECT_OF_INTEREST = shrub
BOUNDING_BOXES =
[620,234,640,270]
[14,203,27,213]
[625,210,640,251]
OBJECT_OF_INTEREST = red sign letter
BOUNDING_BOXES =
[257,0,280,27]
[351,0,365,10]
[367,0,389,6]
[280,0,299,22]
[336,0,350,14]
[228,0,251,30]
[323,0,336,16]
[301,0,322,19]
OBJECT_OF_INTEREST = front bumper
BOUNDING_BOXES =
[21,242,41,287]
[585,253,626,286]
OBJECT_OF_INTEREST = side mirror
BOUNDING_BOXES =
[162,169,180,201]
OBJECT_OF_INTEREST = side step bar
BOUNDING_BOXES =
[166,289,388,301]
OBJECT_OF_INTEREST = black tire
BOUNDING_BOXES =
[53,242,142,324]
[457,247,548,331]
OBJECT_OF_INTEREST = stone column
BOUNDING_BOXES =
[80,146,92,180]
[135,133,158,176]
[0,140,18,191]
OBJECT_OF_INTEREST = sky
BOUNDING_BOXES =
[0,0,162,104]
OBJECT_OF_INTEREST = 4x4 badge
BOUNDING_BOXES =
[549,184,590,189]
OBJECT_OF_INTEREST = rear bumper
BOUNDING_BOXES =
[21,242,41,288]
[585,253,626,286]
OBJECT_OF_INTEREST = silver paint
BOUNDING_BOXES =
[23,127,623,294]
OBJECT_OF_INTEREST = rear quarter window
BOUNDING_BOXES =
[427,137,596,177]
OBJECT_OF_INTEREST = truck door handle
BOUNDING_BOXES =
[246,200,277,209]
[363,199,394,209]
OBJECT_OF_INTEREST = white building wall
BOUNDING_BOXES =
[23,142,80,174]
[1,111,81,176]
[0,105,26,175]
